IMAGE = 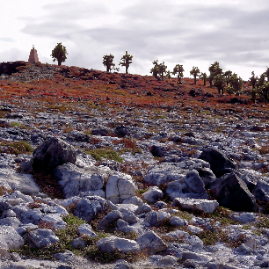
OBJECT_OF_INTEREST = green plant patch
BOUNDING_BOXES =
[85,148,123,162]
[0,140,33,155]
[63,214,87,226]
[255,218,269,229]
[206,206,239,226]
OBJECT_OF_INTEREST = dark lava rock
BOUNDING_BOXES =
[31,137,77,173]
[115,125,130,137]
[91,129,109,136]
[208,172,258,212]
[199,147,237,178]
[150,145,166,157]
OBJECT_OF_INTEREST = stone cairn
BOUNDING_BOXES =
[28,46,39,63]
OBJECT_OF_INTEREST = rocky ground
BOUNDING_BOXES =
[0,64,269,268]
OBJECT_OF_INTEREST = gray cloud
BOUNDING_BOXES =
[19,0,269,79]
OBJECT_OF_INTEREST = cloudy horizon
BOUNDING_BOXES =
[1,0,269,80]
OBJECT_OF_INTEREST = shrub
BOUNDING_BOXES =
[32,172,64,199]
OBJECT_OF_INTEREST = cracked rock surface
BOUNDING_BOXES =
[1,97,269,269]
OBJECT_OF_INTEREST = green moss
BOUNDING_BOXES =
[85,148,123,162]
[207,206,239,226]
[0,140,33,155]
[63,214,87,226]
[172,210,193,221]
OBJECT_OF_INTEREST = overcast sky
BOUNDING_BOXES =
[1,0,269,80]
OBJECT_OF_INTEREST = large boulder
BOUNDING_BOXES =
[208,172,258,212]
[166,170,208,200]
[199,147,237,178]
[73,196,108,223]
[31,137,77,173]
[106,173,137,204]
[53,162,110,198]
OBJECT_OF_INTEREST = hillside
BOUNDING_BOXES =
[0,62,269,269]
[0,61,260,111]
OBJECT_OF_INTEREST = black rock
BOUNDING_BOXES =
[91,128,109,136]
[199,147,237,178]
[208,172,258,212]
[150,145,165,157]
[115,125,130,137]
[31,137,77,173]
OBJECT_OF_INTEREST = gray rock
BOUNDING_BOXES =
[142,186,163,203]
[97,210,123,231]
[1,209,16,218]
[169,216,188,226]
[172,197,219,213]
[116,219,143,234]
[119,208,139,225]
[106,173,137,204]
[73,196,108,223]
[53,162,110,198]
[154,200,167,209]
[71,237,86,248]
[253,179,269,202]
[27,228,59,248]
[0,226,24,250]
[97,236,140,253]
[20,160,33,174]
[136,230,168,254]
[166,170,208,200]
[182,250,212,262]
[156,255,178,267]
[0,169,40,196]
[78,223,96,238]
[134,203,152,215]
[114,260,135,269]
[122,196,143,206]
[187,225,204,234]
[0,202,10,212]
[143,163,185,186]
[20,209,43,224]
[231,212,258,224]
[31,137,77,172]
[197,167,216,186]
[144,210,170,227]
[0,217,22,230]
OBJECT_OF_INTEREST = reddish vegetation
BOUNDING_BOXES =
[0,62,267,115]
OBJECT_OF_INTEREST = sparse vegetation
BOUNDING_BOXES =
[0,140,33,155]
[32,172,64,199]
[85,148,123,162]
